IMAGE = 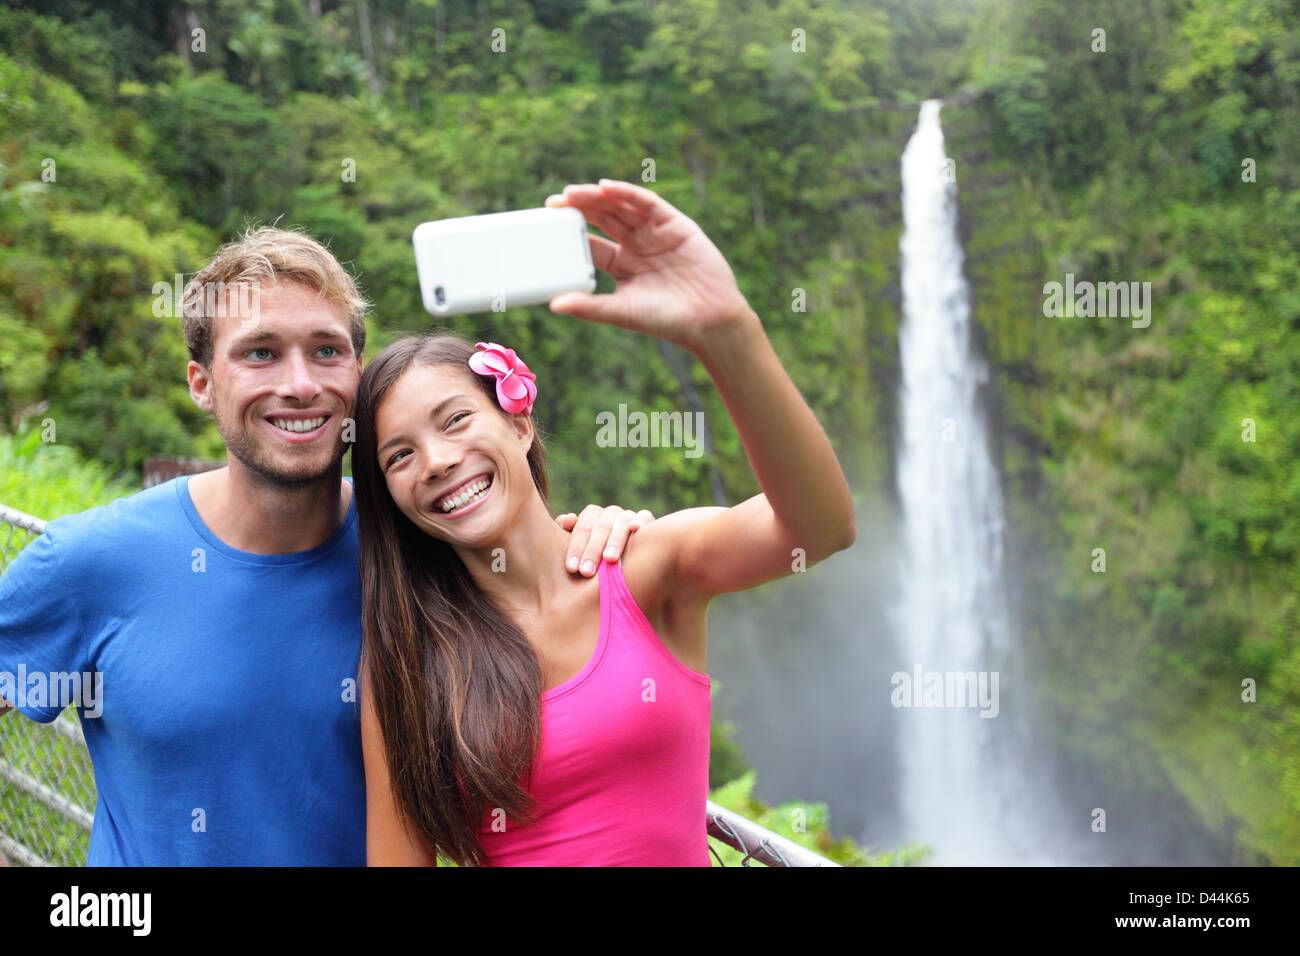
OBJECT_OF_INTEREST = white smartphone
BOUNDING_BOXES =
[412,206,597,317]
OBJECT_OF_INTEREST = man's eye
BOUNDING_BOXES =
[319,346,339,358]
[250,348,272,361]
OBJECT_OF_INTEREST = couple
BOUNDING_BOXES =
[0,179,854,866]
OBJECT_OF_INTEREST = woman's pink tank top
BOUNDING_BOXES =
[477,557,712,866]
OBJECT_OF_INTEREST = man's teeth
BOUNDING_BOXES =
[439,478,491,512]
[272,417,326,432]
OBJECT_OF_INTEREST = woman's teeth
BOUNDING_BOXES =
[272,417,326,433]
[438,477,491,512]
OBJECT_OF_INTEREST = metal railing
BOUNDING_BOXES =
[707,801,839,866]
[0,502,836,867]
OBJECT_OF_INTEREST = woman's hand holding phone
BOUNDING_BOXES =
[549,178,856,609]
[544,180,756,356]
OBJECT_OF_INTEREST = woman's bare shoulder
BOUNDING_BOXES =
[616,507,726,617]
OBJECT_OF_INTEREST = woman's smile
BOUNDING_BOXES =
[430,472,494,518]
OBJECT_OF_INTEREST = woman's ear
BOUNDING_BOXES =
[510,411,535,451]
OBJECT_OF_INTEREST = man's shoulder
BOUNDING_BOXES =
[40,477,188,558]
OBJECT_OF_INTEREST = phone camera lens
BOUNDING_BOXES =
[434,285,446,307]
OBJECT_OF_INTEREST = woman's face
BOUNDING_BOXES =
[374,362,534,547]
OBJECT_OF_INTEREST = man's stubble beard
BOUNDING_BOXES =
[209,381,346,489]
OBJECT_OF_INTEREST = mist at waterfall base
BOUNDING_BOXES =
[706,101,1231,866]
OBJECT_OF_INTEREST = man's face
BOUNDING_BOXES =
[189,280,361,487]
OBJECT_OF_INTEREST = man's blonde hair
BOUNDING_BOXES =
[181,225,370,368]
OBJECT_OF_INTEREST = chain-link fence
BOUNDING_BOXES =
[0,502,834,867]
[0,505,96,866]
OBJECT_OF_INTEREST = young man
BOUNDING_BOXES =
[0,226,650,865]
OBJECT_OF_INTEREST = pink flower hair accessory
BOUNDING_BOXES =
[467,341,537,415]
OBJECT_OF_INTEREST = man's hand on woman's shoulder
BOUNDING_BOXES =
[555,505,655,577]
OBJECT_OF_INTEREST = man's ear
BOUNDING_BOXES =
[187,360,214,412]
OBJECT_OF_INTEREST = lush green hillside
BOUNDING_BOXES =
[948,0,1299,863]
[0,0,926,509]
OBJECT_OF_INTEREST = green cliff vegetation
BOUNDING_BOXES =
[951,0,1299,864]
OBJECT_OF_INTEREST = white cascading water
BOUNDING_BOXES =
[893,99,1046,864]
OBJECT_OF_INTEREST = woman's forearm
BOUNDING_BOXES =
[693,305,856,559]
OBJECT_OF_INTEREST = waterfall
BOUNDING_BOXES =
[709,98,1224,867]
[893,99,1054,864]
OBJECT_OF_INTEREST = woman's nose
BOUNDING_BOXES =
[421,440,461,482]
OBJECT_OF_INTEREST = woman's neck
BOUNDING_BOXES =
[452,496,577,615]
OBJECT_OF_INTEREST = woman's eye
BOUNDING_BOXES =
[448,411,470,426]
[386,450,410,469]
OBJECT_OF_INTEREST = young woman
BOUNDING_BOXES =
[354,179,855,866]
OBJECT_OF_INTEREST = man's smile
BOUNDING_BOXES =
[264,410,333,441]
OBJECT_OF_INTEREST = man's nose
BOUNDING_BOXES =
[280,349,321,400]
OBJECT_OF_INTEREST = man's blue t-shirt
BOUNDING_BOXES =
[0,476,366,865]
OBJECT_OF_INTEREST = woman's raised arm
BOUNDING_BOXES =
[545,180,855,605]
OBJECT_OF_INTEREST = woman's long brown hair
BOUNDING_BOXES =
[352,332,550,866]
